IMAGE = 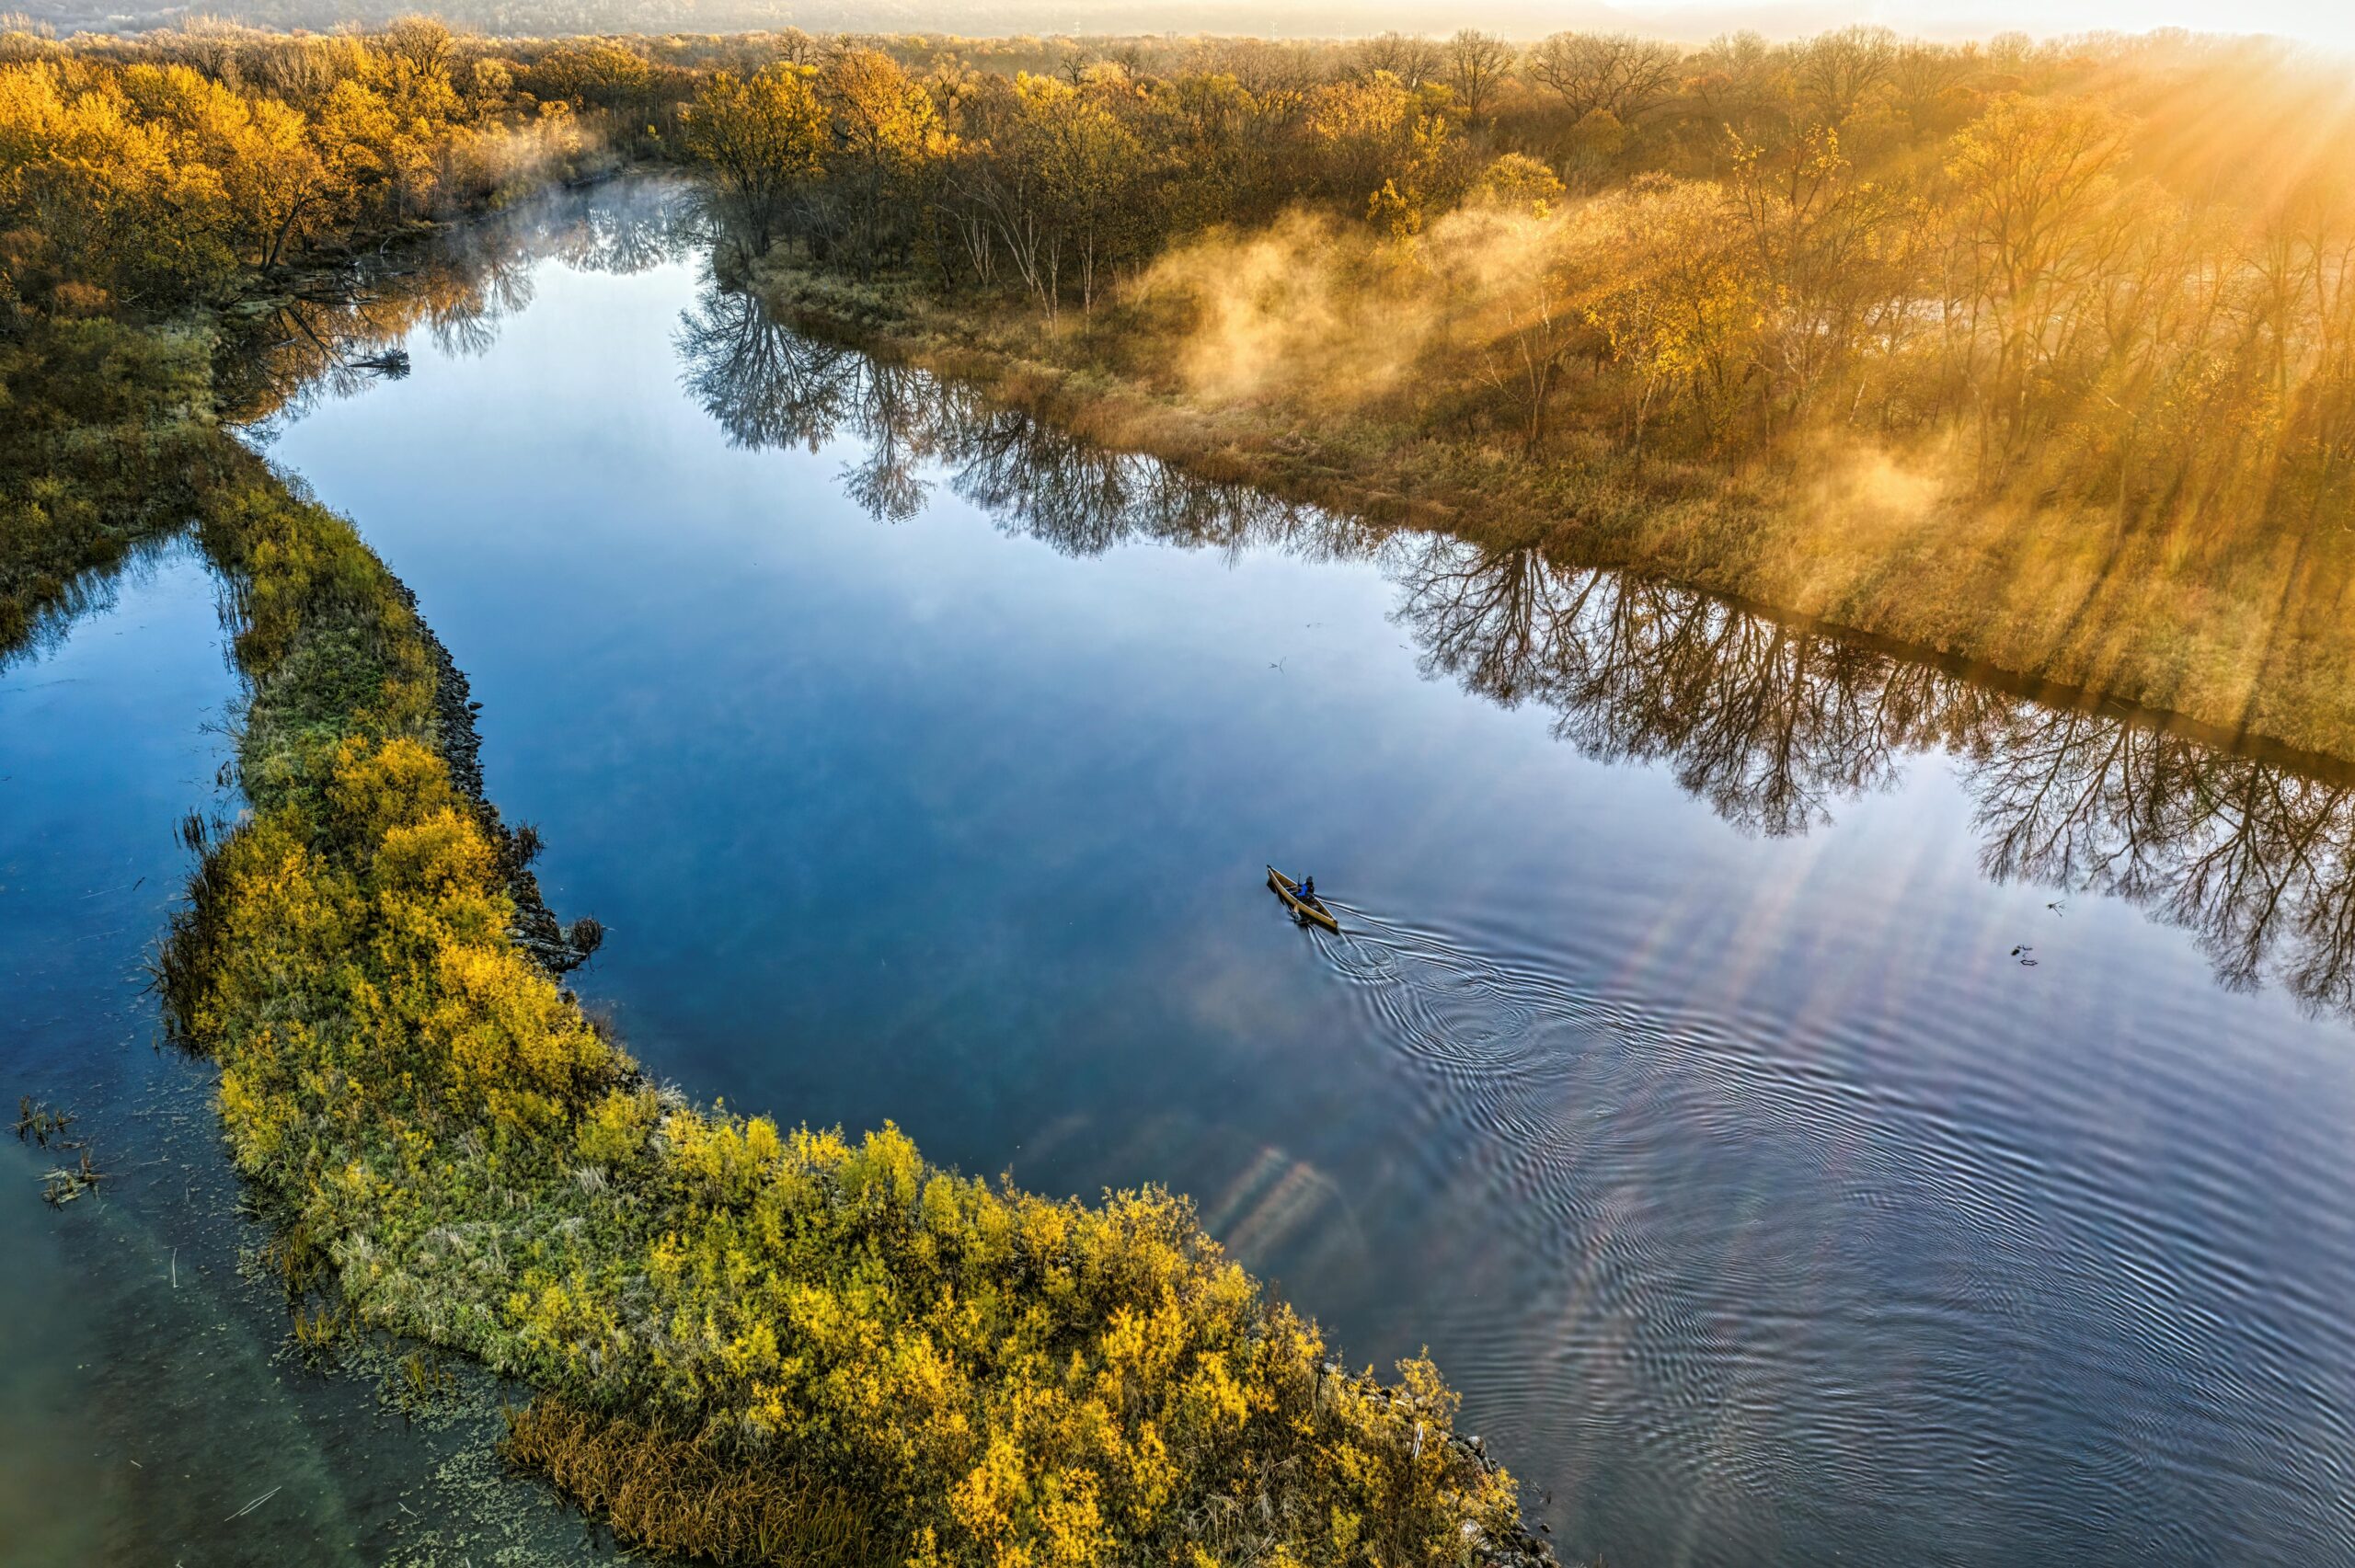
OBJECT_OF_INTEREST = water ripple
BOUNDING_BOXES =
[1299,896,2355,1567]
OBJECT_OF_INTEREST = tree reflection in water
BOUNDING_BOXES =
[1391,539,2016,836]
[222,177,706,436]
[676,269,2355,1026]
[193,169,2355,1032]
[1966,714,2355,1015]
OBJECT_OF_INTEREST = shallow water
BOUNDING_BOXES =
[0,533,632,1568]
[12,178,2355,1565]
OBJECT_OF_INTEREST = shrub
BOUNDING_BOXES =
[153,436,1532,1566]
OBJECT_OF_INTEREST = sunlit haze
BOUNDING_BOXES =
[14,0,2355,48]
[1545,0,2355,45]
[1074,0,2355,48]
[665,0,2355,50]
[1568,0,2355,47]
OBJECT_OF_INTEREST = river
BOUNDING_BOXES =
[8,178,2355,1566]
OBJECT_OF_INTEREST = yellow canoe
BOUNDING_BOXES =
[1267,865,1340,933]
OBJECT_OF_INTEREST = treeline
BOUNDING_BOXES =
[18,17,2355,535]
[676,26,2355,524]
[0,17,638,315]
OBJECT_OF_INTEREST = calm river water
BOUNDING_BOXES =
[9,181,2355,1566]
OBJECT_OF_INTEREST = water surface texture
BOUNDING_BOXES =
[152,182,2355,1564]
[0,542,628,1566]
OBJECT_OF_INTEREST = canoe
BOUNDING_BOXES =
[1267,865,1340,933]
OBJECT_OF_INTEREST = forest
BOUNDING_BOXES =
[14,17,2317,749]
[656,24,2355,756]
[12,20,2355,567]
[7,14,2355,1567]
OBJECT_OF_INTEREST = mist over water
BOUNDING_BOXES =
[12,180,2355,1565]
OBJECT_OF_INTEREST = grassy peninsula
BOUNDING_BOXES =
[3,24,1543,1567]
[162,454,1533,1568]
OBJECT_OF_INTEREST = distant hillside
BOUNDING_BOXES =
[0,0,2027,44]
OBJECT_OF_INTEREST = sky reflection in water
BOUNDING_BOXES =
[108,180,2355,1566]
[0,543,618,1566]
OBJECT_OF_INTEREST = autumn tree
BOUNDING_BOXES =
[682,62,823,253]
[1140,67,1265,235]
[819,47,951,272]
[1351,31,1439,89]
[1578,176,1763,454]
[1304,70,1464,230]
[1942,93,2135,461]
[0,61,239,307]
[1726,124,1925,429]
[525,40,665,125]
[1522,32,1683,126]
[1797,26,1900,125]
[1018,74,1145,314]
[1442,29,1513,125]
[226,91,329,269]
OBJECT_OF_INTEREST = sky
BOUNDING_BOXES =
[1008,0,2355,49]
[17,0,2355,52]
[1617,0,2355,46]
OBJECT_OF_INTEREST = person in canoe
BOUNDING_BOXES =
[1267,865,1340,931]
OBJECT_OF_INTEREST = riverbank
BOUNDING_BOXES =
[1,281,1557,1562]
[173,436,1551,1564]
[744,256,2355,768]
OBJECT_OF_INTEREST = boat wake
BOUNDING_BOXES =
[1268,898,2355,1568]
